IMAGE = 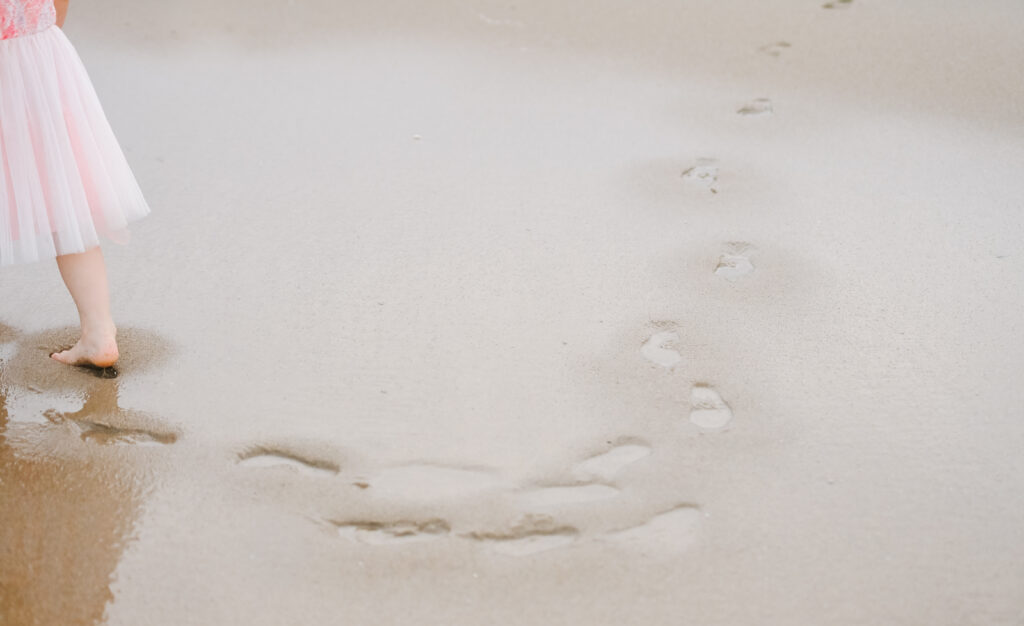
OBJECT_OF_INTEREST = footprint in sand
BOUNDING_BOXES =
[470,505,703,557]
[463,513,579,556]
[513,483,621,509]
[758,41,792,57]
[571,442,652,482]
[329,513,579,555]
[714,242,755,281]
[689,385,734,430]
[76,420,177,446]
[737,98,773,117]
[238,448,340,477]
[313,442,698,558]
[5,326,177,445]
[477,12,524,27]
[42,382,178,445]
[681,158,720,194]
[641,331,683,368]
[361,463,506,501]
[331,518,451,545]
[597,505,702,554]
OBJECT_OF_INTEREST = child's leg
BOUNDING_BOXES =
[50,246,119,367]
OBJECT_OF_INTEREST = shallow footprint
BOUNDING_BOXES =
[477,12,524,27]
[681,158,719,194]
[758,41,791,57]
[362,463,506,502]
[715,243,755,281]
[36,374,178,444]
[77,420,177,446]
[715,254,754,280]
[641,331,682,368]
[737,98,773,117]
[333,518,451,545]
[481,533,577,556]
[238,448,340,477]
[464,514,579,556]
[598,505,702,553]
[572,443,652,482]
[689,385,733,430]
[514,483,620,509]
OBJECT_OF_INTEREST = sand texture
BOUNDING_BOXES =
[2,0,1024,624]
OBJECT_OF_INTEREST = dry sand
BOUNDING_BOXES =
[2,0,1024,624]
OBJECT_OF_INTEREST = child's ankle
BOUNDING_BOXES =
[82,321,117,341]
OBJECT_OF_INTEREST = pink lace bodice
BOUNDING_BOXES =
[0,0,55,40]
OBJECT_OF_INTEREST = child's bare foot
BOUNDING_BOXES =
[50,326,119,368]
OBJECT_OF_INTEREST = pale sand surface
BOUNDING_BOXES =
[2,0,1024,624]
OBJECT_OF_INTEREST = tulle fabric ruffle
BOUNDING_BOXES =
[0,24,149,267]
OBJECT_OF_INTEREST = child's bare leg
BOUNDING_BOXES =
[50,246,119,367]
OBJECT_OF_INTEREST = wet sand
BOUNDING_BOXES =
[2,0,1024,624]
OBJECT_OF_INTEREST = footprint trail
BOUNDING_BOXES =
[514,483,620,508]
[572,443,652,482]
[681,158,720,193]
[737,98,773,117]
[464,514,579,556]
[332,518,451,545]
[598,505,702,554]
[362,463,505,501]
[689,385,734,430]
[715,243,755,281]
[641,331,683,368]
[238,448,340,477]
[758,41,791,57]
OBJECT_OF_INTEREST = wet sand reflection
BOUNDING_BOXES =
[0,323,172,626]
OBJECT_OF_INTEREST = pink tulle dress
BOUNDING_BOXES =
[0,0,149,266]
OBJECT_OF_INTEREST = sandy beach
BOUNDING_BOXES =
[2,0,1024,623]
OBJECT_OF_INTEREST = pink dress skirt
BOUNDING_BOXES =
[0,0,149,266]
